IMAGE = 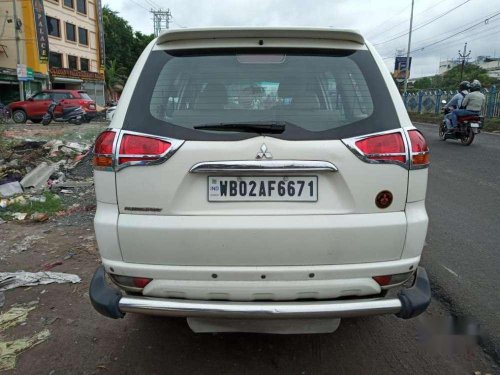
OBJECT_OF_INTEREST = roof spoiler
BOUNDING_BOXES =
[156,27,365,46]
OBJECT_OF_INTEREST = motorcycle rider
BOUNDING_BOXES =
[449,79,485,131]
[444,81,470,128]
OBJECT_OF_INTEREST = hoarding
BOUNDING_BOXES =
[393,56,412,80]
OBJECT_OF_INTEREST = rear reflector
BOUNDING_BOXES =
[118,134,171,165]
[92,130,116,168]
[373,275,392,286]
[110,274,152,290]
[133,277,152,288]
[355,133,406,163]
[373,271,415,288]
[407,130,430,166]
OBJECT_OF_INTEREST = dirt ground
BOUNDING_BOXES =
[0,123,499,374]
[0,199,498,375]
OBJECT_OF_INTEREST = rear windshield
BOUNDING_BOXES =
[124,49,399,141]
[79,92,92,100]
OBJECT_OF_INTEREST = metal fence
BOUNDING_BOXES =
[403,85,499,117]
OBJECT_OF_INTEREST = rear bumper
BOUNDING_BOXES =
[89,265,431,320]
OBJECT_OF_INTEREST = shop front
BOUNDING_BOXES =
[49,68,105,106]
[0,67,48,103]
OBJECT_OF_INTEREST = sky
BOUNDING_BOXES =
[103,0,500,78]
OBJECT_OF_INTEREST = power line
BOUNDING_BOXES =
[373,0,473,46]
[410,11,500,55]
[144,0,159,10]
[406,10,500,48]
[378,9,500,57]
[366,0,452,40]
[126,0,149,11]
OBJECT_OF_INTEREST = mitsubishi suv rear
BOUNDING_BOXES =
[90,27,431,333]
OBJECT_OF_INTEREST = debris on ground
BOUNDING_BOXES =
[31,212,49,222]
[41,261,63,271]
[9,234,45,254]
[20,161,58,189]
[0,302,38,332]
[0,271,81,291]
[0,329,50,371]
[0,181,23,198]
[0,136,94,222]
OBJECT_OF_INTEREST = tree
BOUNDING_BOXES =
[105,59,127,101]
[441,64,492,90]
[413,63,492,91]
[102,6,155,99]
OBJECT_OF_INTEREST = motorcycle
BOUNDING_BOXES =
[42,100,85,126]
[439,100,483,146]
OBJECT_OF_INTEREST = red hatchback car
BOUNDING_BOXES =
[8,89,97,123]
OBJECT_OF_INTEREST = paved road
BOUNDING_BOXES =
[416,122,500,360]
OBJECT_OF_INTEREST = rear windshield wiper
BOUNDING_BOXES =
[194,121,287,134]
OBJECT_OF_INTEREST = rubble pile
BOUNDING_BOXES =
[0,139,94,222]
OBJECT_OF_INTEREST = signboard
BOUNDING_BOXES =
[95,0,106,68]
[17,64,27,81]
[32,0,50,62]
[393,56,412,80]
[50,68,105,81]
[17,65,35,81]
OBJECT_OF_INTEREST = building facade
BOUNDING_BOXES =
[439,57,500,79]
[44,0,105,105]
[0,1,50,103]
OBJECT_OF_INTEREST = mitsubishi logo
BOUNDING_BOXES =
[256,144,273,160]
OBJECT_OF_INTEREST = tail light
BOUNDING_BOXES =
[93,130,183,171]
[354,132,406,163]
[92,130,116,168]
[343,129,429,169]
[407,130,430,167]
[118,134,171,165]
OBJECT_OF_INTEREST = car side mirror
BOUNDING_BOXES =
[28,97,34,101]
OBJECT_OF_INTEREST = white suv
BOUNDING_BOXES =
[90,27,431,333]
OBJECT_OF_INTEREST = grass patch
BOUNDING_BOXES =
[0,191,63,220]
[408,112,500,132]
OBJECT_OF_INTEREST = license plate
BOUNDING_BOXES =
[208,176,318,202]
[470,123,479,128]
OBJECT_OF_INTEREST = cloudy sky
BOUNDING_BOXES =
[104,0,500,78]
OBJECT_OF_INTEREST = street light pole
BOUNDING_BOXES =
[403,0,415,95]
[12,0,24,101]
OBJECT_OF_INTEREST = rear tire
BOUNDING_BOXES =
[12,109,27,123]
[439,123,446,141]
[42,118,51,126]
[461,128,475,146]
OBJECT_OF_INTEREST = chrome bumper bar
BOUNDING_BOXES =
[90,266,431,320]
[118,295,402,319]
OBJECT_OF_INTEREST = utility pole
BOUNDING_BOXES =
[151,8,172,37]
[458,42,472,81]
[403,0,414,95]
[12,0,24,100]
